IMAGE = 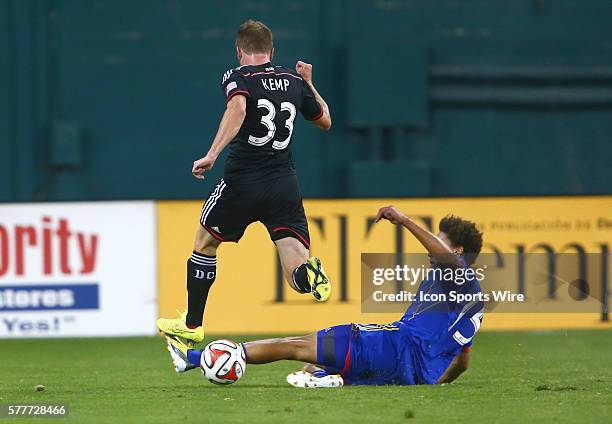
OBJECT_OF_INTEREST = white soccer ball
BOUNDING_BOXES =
[200,339,246,385]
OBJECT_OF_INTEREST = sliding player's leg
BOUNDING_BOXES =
[165,324,351,374]
[156,226,220,344]
[243,334,318,364]
[165,333,317,373]
[164,326,347,387]
[242,332,345,388]
[243,325,350,388]
[240,325,351,374]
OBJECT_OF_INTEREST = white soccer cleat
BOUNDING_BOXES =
[165,335,198,373]
[286,370,344,388]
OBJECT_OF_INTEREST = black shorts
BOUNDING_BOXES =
[199,175,310,248]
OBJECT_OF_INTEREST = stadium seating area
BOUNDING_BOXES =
[1,0,611,201]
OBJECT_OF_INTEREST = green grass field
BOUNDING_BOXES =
[1,330,610,423]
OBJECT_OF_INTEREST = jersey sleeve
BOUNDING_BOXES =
[300,79,323,121]
[220,69,250,103]
[451,307,484,348]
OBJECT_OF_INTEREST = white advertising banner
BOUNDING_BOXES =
[0,201,157,337]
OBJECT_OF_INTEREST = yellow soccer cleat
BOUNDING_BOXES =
[306,257,332,302]
[156,310,204,345]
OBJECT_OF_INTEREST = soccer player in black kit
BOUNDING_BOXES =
[157,20,333,344]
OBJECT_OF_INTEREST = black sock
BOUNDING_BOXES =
[186,251,216,327]
[292,263,311,293]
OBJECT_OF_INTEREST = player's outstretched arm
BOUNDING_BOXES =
[375,205,462,267]
[436,350,470,384]
[192,95,247,179]
[296,61,332,131]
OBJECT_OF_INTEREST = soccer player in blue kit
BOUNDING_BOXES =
[165,205,485,387]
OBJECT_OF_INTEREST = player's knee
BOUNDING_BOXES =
[194,226,220,254]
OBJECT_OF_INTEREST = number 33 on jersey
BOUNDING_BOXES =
[220,63,324,183]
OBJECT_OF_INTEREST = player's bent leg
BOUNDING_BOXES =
[275,237,308,291]
[241,325,351,388]
[156,227,220,344]
[274,237,332,302]
[286,325,352,388]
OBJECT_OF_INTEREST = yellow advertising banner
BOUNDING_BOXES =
[158,196,612,334]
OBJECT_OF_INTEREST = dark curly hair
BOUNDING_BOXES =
[439,215,483,265]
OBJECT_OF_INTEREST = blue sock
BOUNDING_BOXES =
[187,349,204,367]
[313,369,329,378]
[241,343,249,363]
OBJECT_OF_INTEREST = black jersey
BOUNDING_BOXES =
[220,62,323,184]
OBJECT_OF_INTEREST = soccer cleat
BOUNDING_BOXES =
[306,257,332,302]
[286,370,344,388]
[165,335,198,373]
[156,310,204,344]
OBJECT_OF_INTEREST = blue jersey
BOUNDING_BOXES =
[394,257,484,384]
[332,256,484,385]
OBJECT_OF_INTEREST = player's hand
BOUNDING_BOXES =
[375,205,409,225]
[192,154,216,180]
[296,61,313,83]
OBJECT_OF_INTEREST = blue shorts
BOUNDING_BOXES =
[316,324,353,375]
[316,323,416,385]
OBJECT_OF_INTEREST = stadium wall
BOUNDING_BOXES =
[157,196,612,334]
[1,196,610,338]
[1,0,611,202]
[0,201,157,338]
